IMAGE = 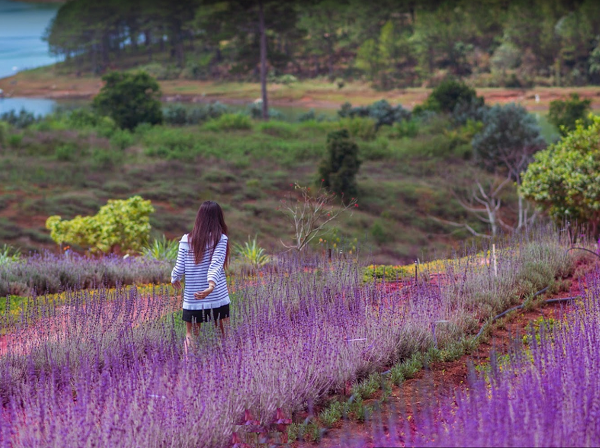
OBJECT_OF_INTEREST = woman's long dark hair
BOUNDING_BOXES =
[189,201,229,266]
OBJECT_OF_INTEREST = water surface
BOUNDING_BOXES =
[0,0,60,79]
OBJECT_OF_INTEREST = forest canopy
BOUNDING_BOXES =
[45,0,600,89]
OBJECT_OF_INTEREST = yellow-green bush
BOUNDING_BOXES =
[46,195,154,254]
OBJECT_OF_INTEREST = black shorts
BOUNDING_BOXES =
[182,304,230,323]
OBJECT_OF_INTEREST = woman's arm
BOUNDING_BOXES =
[171,241,187,288]
[207,235,228,286]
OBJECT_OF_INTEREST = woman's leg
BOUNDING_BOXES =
[185,320,202,353]
[214,317,229,337]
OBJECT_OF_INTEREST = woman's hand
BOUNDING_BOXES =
[195,282,215,300]
[172,280,182,290]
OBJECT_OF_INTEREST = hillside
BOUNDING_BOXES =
[0,111,522,264]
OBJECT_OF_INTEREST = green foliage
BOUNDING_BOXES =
[472,103,545,172]
[8,134,22,148]
[45,196,155,254]
[318,129,361,198]
[422,79,480,114]
[93,71,163,130]
[351,372,381,399]
[142,235,179,261]
[203,113,252,131]
[247,103,285,120]
[91,148,123,169]
[338,100,410,129]
[233,236,271,269]
[338,117,377,141]
[364,264,413,281]
[522,115,600,233]
[548,93,592,137]
[318,401,343,428]
[110,129,135,150]
[0,121,9,147]
[54,143,77,161]
[393,119,419,138]
[0,244,21,266]
[67,109,101,128]
[0,109,40,129]
[257,121,298,138]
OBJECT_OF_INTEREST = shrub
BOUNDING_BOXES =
[393,119,419,138]
[0,121,9,147]
[142,235,179,261]
[319,129,361,198]
[548,93,592,137]
[91,148,123,169]
[298,109,329,123]
[233,236,271,270]
[163,104,188,126]
[0,244,21,266]
[422,79,481,114]
[338,100,410,129]
[46,195,154,254]
[204,113,252,131]
[110,129,135,150]
[93,71,163,130]
[472,103,545,172]
[338,117,377,141]
[257,121,298,138]
[7,133,22,148]
[55,143,77,161]
[247,103,285,120]
[0,109,40,129]
[522,115,600,233]
[67,108,101,128]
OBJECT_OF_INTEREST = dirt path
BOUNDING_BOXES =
[293,277,582,447]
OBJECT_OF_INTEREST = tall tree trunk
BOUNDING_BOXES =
[258,0,269,121]
[145,30,153,62]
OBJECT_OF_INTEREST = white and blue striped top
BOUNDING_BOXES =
[171,233,230,310]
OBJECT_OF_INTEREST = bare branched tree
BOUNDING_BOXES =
[278,183,357,251]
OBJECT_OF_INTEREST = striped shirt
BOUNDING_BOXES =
[171,234,230,310]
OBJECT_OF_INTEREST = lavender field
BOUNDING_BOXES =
[0,228,582,447]
[405,270,600,447]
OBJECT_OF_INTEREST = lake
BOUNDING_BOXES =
[0,0,61,80]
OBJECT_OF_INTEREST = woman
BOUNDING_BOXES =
[171,201,230,348]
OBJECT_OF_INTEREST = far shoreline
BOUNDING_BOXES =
[3,68,600,112]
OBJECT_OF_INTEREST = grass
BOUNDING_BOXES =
[0,111,550,263]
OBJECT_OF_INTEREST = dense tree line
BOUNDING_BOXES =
[45,0,600,88]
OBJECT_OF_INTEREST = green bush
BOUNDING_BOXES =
[548,93,592,137]
[338,117,377,141]
[522,115,600,231]
[93,71,163,130]
[422,79,481,113]
[67,109,101,128]
[142,235,179,261]
[0,121,9,147]
[163,105,188,126]
[55,143,77,161]
[46,195,154,254]
[472,103,545,172]
[204,113,252,131]
[257,121,298,138]
[110,129,135,150]
[393,119,419,138]
[8,133,22,148]
[318,129,361,198]
[91,148,123,169]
